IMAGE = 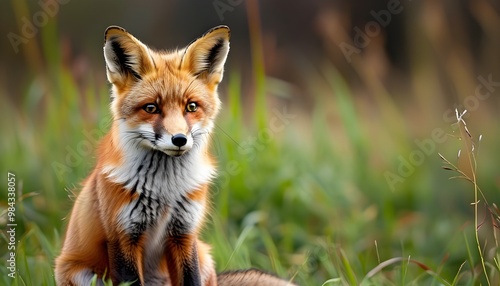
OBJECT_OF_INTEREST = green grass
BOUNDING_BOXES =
[2,14,500,286]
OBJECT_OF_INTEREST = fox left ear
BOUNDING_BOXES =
[103,26,154,88]
[181,26,230,86]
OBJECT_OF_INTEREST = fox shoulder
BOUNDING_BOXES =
[217,269,297,286]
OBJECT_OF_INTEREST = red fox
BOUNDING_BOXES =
[55,26,296,286]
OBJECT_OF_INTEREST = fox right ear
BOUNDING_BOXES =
[180,26,230,87]
[103,26,153,87]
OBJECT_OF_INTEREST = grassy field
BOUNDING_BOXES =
[2,15,500,286]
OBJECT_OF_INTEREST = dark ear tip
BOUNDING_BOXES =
[205,25,231,40]
[104,25,127,43]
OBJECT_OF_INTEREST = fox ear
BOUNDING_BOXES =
[181,25,230,86]
[103,26,153,87]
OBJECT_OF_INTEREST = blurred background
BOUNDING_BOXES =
[1,0,500,285]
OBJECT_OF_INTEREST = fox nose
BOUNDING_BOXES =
[171,134,187,147]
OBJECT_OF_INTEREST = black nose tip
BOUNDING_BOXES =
[171,134,187,147]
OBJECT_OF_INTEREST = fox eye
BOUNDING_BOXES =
[186,102,198,112]
[143,103,159,114]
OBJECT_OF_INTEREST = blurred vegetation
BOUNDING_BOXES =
[1,0,500,285]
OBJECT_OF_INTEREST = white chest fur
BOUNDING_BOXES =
[103,146,214,239]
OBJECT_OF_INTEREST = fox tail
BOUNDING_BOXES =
[218,269,297,286]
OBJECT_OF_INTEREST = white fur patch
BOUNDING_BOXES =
[73,269,102,286]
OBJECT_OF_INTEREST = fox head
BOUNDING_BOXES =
[103,26,230,157]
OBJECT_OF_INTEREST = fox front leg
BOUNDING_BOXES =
[165,234,202,286]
